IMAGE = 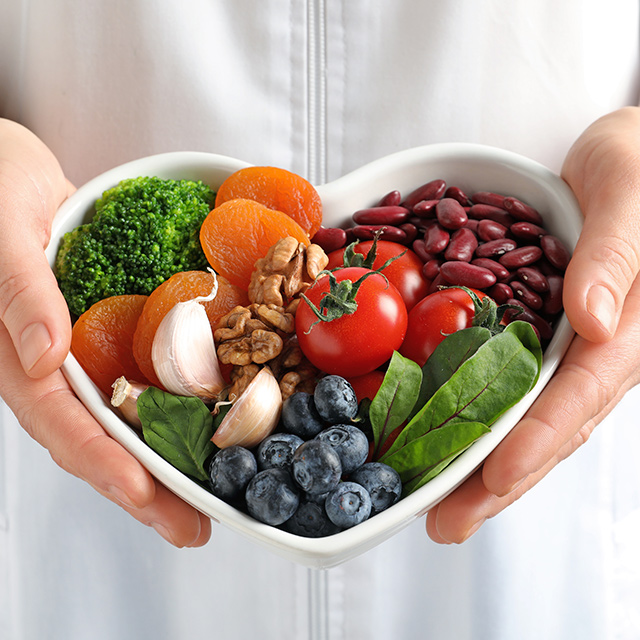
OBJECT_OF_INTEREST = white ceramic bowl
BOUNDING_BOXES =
[45,144,583,568]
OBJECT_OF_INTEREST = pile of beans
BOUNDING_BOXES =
[311,179,571,342]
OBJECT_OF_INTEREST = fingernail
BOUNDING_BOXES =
[586,285,616,337]
[19,322,52,372]
[461,518,486,542]
[150,522,178,546]
[107,484,137,509]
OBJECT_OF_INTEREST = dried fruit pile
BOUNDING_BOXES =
[58,163,567,537]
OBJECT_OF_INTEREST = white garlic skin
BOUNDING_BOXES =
[151,299,226,401]
[212,367,282,449]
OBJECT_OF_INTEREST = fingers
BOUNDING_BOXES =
[426,279,640,543]
[0,119,74,378]
[0,322,210,548]
[561,106,640,342]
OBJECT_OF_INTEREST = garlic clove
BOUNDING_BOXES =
[212,367,282,449]
[151,296,226,401]
[111,376,148,428]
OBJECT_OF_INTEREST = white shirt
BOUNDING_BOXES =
[1,1,640,639]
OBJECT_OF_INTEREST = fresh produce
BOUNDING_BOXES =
[58,163,568,539]
[295,267,408,378]
[55,176,215,316]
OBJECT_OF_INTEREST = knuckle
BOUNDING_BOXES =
[589,234,640,290]
[0,271,31,326]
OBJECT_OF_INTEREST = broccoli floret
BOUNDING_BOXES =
[55,176,216,316]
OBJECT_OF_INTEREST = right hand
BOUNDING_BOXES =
[0,119,211,547]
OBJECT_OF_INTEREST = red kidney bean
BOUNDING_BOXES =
[412,238,435,263]
[412,199,440,217]
[352,205,410,226]
[540,235,571,271]
[440,261,497,289]
[543,274,564,316]
[352,225,407,243]
[423,259,442,280]
[489,282,514,304]
[498,245,543,269]
[471,257,511,281]
[477,219,508,242]
[475,238,518,258]
[436,198,468,230]
[505,299,554,341]
[311,227,348,253]
[444,185,472,206]
[511,280,543,310]
[516,266,549,293]
[399,223,418,244]
[376,190,402,207]
[428,273,447,294]
[468,204,514,227]
[464,218,479,233]
[444,228,478,262]
[424,223,450,254]
[402,179,447,209]
[510,221,548,241]
[471,191,507,209]
[502,196,544,225]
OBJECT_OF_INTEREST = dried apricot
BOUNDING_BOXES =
[200,198,310,290]
[133,270,249,388]
[71,294,150,396]
[214,166,322,237]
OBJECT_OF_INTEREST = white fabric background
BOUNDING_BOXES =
[1,1,640,638]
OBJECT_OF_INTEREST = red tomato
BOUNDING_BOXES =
[346,370,386,402]
[326,241,429,310]
[296,267,408,377]
[399,287,487,367]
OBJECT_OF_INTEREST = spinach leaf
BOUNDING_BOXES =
[382,421,490,494]
[138,387,215,482]
[414,326,492,415]
[369,351,422,457]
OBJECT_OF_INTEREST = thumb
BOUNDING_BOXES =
[0,120,75,377]
[561,107,640,343]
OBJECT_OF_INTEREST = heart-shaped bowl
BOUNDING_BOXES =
[45,143,582,568]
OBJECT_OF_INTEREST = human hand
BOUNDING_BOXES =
[426,107,640,543]
[0,119,211,547]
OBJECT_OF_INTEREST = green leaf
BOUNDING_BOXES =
[382,421,490,494]
[504,320,543,389]
[369,351,422,457]
[413,326,492,416]
[138,387,216,482]
[383,328,540,458]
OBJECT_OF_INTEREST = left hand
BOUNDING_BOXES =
[426,107,640,543]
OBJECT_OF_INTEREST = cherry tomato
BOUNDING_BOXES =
[296,267,408,377]
[399,287,487,367]
[346,370,386,403]
[326,240,429,310]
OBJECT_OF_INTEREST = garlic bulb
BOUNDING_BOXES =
[212,367,282,448]
[110,376,148,428]
[151,276,226,401]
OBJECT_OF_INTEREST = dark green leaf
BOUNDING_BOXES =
[138,387,215,482]
[413,326,492,416]
[504,320,543,388]
[382,421,490,494]
[369,351,422,457]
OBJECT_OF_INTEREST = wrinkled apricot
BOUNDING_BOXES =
[200,198,310,290]
[71,294,150,396]
[214,166,322,237]
[132,270,248,388]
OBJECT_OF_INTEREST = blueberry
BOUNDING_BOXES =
[281,392,325,438]
[284,499,342,538]
[208,446,258,503]
[313,376,358,424]
[350,462,402,515]
[324,482,372,528]
[291,440,342,495]
[256,432,304,470]
[245,468,300,526]
[315,424,369,475]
